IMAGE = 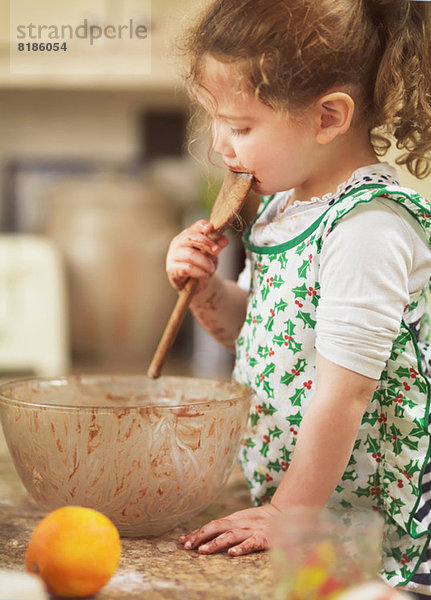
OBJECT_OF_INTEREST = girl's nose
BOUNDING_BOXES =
[212,121,236,158]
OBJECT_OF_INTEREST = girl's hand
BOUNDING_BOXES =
[178,504,281,556]
[166,219,228,294]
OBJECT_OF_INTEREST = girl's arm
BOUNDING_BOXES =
[166,219,247,350]
[270,352,377,510]
[189,274,247,351]
[179,352,378,555]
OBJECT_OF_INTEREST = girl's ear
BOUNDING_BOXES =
[315,92,355,144]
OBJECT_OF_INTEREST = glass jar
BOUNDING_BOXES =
[270,507,384,600]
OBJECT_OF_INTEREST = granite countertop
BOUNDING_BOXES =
[0,450,275,600]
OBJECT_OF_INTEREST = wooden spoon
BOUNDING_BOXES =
[148,171,254,379]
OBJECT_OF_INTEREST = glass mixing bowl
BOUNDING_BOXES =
[0,375,251,536]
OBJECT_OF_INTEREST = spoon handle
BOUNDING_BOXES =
[147,172,253,379]
[147,277,199,379]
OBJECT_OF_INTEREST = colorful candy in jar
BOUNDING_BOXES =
[287,539,364,599]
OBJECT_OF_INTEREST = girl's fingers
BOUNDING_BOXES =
[178,506,277,556]
[166,219,229,292]
[197,530,249,554]
[179,519,232,549]
[171,277,209,295]
[182,232,225,256]
[174,246,217,270]
[195,219,212,233]
[179,524,265,555]
[216,234,229,249]
[227,534,268,556]
[176,219,228,254]
[168,242,219,289]
[169,255,216,285]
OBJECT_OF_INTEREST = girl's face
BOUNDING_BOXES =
[198,56,318,195]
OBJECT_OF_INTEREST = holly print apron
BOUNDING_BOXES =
[233,184,431,587]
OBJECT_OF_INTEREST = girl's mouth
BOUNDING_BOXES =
[224,164,260,183]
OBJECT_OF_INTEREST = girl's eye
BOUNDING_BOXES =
[230,127,250,137]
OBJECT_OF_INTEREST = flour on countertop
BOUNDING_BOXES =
[106,570,186,593]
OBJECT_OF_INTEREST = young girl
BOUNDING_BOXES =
[167,0,431,595]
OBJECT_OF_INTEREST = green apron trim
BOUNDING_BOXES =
[328,187,431,251]
[400,532,431,586]
[402,320,431,537]
[243,183,392,254]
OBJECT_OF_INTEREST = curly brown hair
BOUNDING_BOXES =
[182,0,431,178]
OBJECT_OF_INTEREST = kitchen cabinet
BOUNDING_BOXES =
[0,452,275,599]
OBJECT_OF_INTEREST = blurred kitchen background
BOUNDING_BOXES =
[0,0,429,386]
[0,0,257,385]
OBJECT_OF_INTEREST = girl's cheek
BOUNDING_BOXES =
[236,134,255,153]
[236,145,256,169]
[231,139,248,159]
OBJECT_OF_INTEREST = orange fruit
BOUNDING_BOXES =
[25,506,121,598]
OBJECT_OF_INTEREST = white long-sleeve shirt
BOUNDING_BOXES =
[238,163,431,379]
